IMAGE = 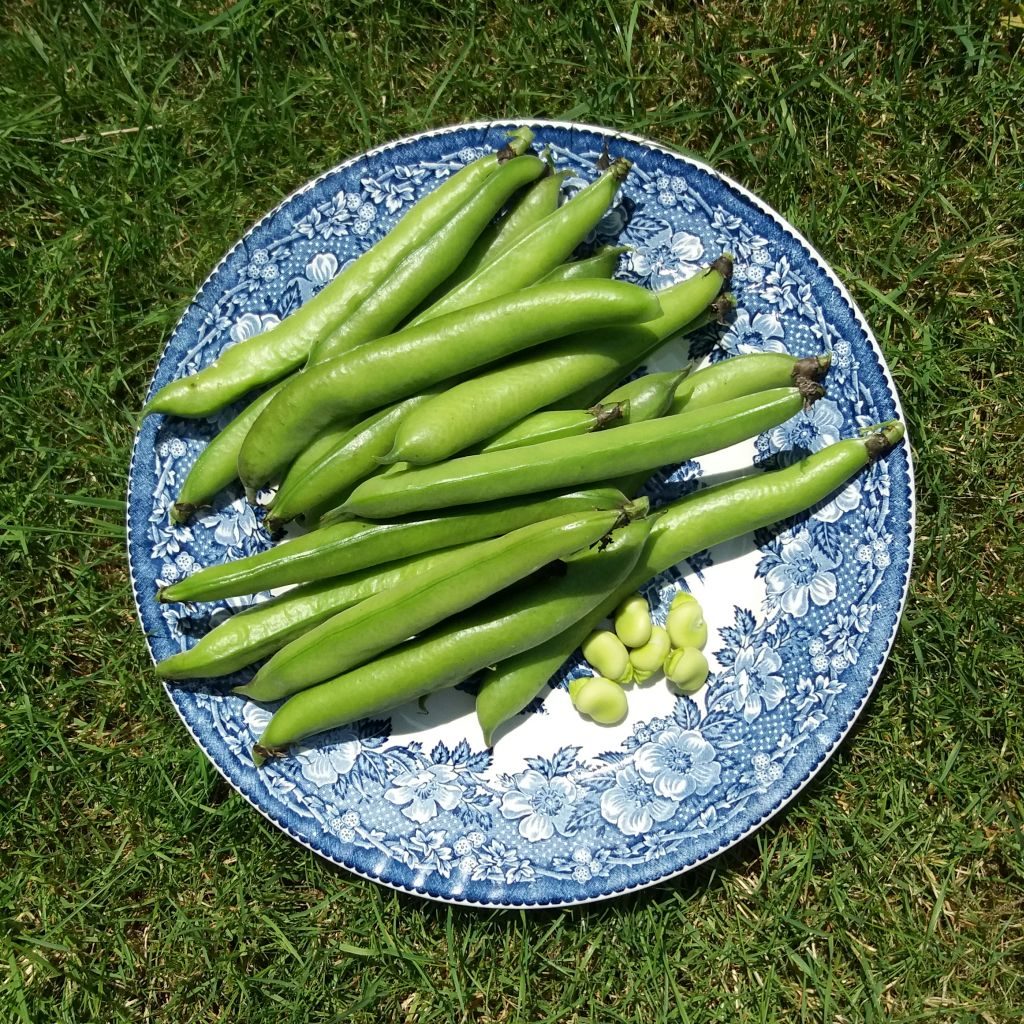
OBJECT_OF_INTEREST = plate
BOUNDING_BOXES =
[127,120,914,907]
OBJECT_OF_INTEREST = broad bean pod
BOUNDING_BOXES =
[671,351,832,414]
[306,153,545,365]
[343,386,813,518]
[381,262,727,466]
[154,542,492,680]
[610,350,831,498]
[265,393,436,531]
[414,169,569,310]
[550,277,736,412]
[540,245,629,284]
[158,487,629,603]
[476,370,688,454]
[408,158,632,327]
[240,508,625,701]
[172,380,288,523]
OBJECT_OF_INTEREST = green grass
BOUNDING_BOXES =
[2,1,1023,1020]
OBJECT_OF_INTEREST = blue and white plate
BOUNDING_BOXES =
[128,121,914,907]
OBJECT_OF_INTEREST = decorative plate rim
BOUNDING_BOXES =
[126,118,916,908]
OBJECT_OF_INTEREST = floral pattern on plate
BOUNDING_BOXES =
[128,121,914,907]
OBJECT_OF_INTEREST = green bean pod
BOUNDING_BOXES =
[551,288,736,411]
[237,279,663,490]
[382,329,675,465]
[540,245,629,284]
[474,421,906,745]
[156,536,512,681]
[265,393,436,532]
[477,407,625,453]
[476,369,689,455]
[608,351,831,499]
[671,352,832,414]
[143,128,534,418]
[599,369,692,423]
[343,386,814,519]
[408,158,632,327]
[172,380,288,524]
[416,169,569,309]
[158,488,629,603]
[263,419,360,515]
[253,516,652,761]
[478,169,567,262]
[240,508,624,701]
[380,264,727,466]
[306,154,546,365]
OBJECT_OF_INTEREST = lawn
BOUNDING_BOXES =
[2,1,1023,1021]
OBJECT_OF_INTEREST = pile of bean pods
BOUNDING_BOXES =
[144,126,906,760]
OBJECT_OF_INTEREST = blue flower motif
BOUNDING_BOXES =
[731,644,786,722]
[710,206,743,242]
[384,763,464,823]
[748,751,784,788]
[600,765,677,836]
[229,312,281,344]
[813,480,861,523]
[635,830,675,861]
[222,700,273,761]
[304,252,339,285]
[400,829,454,875]
[827,338,855,377]
[242,700,273,736]
[849,603,873,632]
[158,600,195,642]
[768,398,844,454]
[856,527,892,569]
[793,674,840,712]
[319,192,356,238]
[469,839,535,883]
[150,525,184,563]
[824,621,857,664]
[500,769,578,840]
[199,499,261,551]
[294,206,323,239]
[149,491,192,559]
[294,733,363,786]
[760,256,804,311]
[764,530,839,617]
[625,226,704,288]
[155,557,180,582]
[798,707,829,735]
[721,308,786,356]
[734,263,764,286]
[362,173,416,213]
[634,727,722,799]
[643,173,698,212]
